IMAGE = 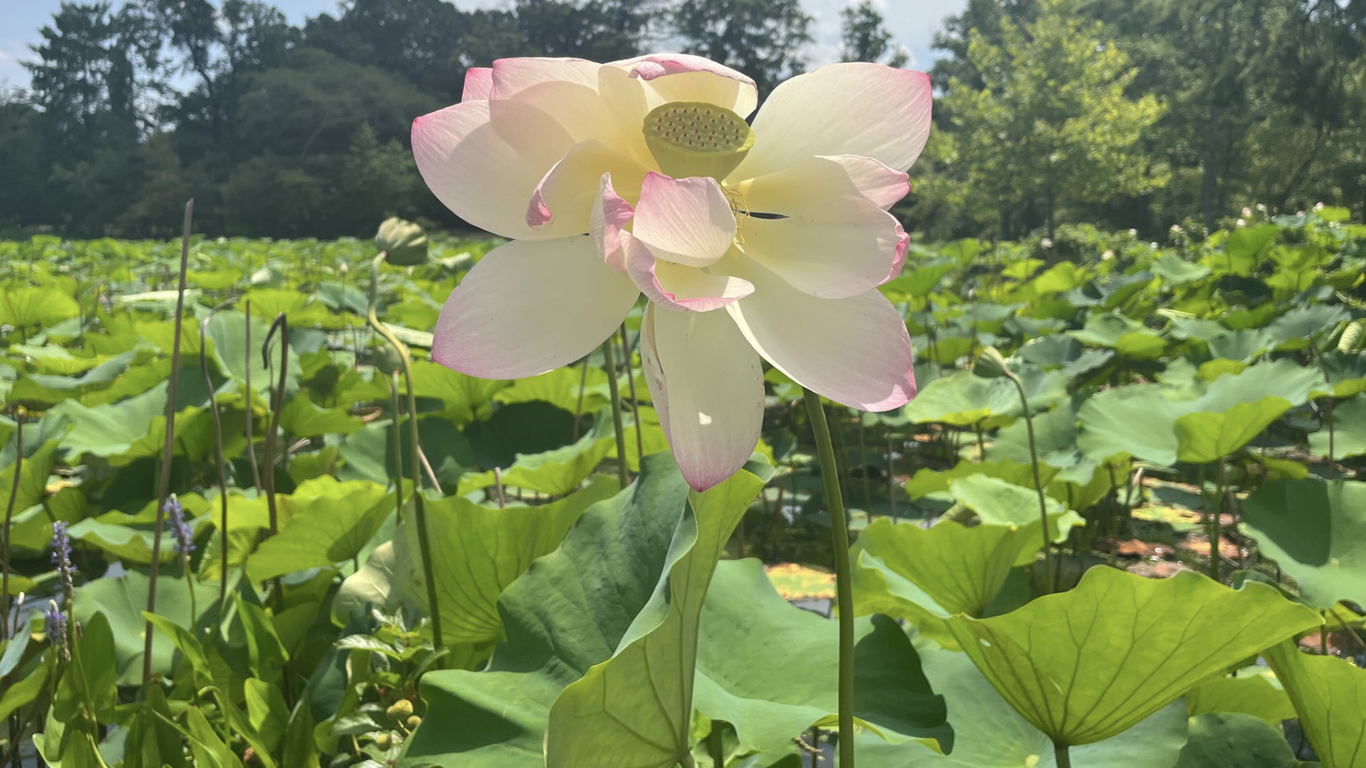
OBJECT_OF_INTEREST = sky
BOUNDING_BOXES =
[0,0,968,91]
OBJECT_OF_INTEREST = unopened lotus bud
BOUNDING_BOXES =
[375,344,406,376]
[973,347,1009,379]
[1339,321,1363,354]
[375,217,429,266]
[643,102,754,181]
[386,700,414,721]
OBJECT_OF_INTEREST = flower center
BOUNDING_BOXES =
[642,101,755,182]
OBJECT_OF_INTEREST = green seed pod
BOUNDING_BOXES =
[406,715,422,730]
[1338,320,1363,354]
[373,733,393,750]
[643,101,754,181]
[375,217,429,266]
[374,344,406,376]
[972,346,1010,379]
[386,699,414,721]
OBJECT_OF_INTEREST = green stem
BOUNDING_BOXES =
[1054,740,1073,768]
[1008,372,1054,593]
[388,371,406,522]
[1,410,23,641]
[369,254,444,652]
[200,306,232,619]
[709,721,725,768]
[145,199,193,687]
[803,389,855,768]
[1209,462,1223,582]
[620,325,644,465]
[243,298,263,491]
[602,338,630,488]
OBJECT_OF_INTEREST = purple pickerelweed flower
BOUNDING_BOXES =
[50,520,74,601]
[166,494,195,555]
[43,600,69,661]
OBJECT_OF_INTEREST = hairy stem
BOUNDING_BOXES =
[1008,372,1054,593]
[603,338,629,488]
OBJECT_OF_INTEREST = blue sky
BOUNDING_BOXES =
[0,0,966,91]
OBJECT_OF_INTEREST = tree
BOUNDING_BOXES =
[940,0,1168,238]
[840,0,908,67]
[672,0,813,98]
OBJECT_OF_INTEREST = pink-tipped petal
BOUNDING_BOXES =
[632,172,737,268]
[885,225,910,284]
[462,67,493,102]
[641,303,765,491]
[413,100,573,240]
[526,141,649,236]
[725,260,916,412]
[737,154,910,212]
[590,173,634,274]
[623,234,754,312]
[609,53,758,118]
[432,236,639,379]
[734,63,933,180]
[739,195,908,299]
[489,57,600,99]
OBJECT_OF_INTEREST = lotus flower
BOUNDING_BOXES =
[414,54,932,491]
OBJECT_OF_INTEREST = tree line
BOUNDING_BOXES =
[0,0,1360,240]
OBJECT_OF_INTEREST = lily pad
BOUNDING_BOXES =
[945,566,1321,747]
[1174,713,1299,768]
[905,367,1067,428]
[246,478,393,582]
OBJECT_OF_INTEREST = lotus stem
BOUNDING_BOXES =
[709,721,725,767]
[144,199,193,687]
[262,314,288,540]
[388,371,406,521]
[244,297,263,491]
[803,388,855,768]
[368,253,444,652]
[620,325,644,464]
[200,301,235,617]
[1006,371,1054,593]
[572,357,589,442]
[1054,740,1072,768]
[887,435,898,523]
[1208,461,1223,582]
[602,338,630,488]
[1,408,24,641]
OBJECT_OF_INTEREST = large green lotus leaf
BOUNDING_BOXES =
[1207,328,1276,362]
[1309,396,1366,459]
[544,469,765,767]
[1264,641,1366,768]
[493,365,611,415]
[398,475,621,644]
[693,559,950,753]
[951,475,1082,560]
[48,380,204,466]
[67,517,181,564]
[277,395,363,437]
[332,539,403,623]
[243,288,336,328]
[1268,304,1349,351]
[856,641,1188,768]
[987,403,1081,468]
[339,417,476,490]
[1317,352,1366,399]
[1077,384,1186,464]
[5,349,140,404]
[400,454,692,768]
[1194,358,1324,411]
[0,437,58,519]
[904,460,1062,501]
[1153,253,1212,285]
[904,367,1066,427]
[880,260,954,299]
[245,478,392,582]
[1186,668,1295,725]
[1240,479,1366,610]
[204,310,299,395]
[72,571,218,685]
[408,360,507,426]
[0,287,80,329]
[456,415,616,497]
[945,566,1321,747]
[1174,397,1299,463]
[1068,312,1156,348]
[1174,713,1298,768]
[1219,224,1278,275]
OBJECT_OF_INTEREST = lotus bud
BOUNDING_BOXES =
[375,217,429,266]
[375,344,405,376]
[386,700,414,721]
[973,346,1009,380]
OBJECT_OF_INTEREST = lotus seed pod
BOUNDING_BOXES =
[386,699,414,721]
[972,346,1010,380]
[406,715,422,730]
[374,343,406,376]
[373,733,393,749]
[643,101,755,181]
[1339,321,1363,354]
[375,217,429,266]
